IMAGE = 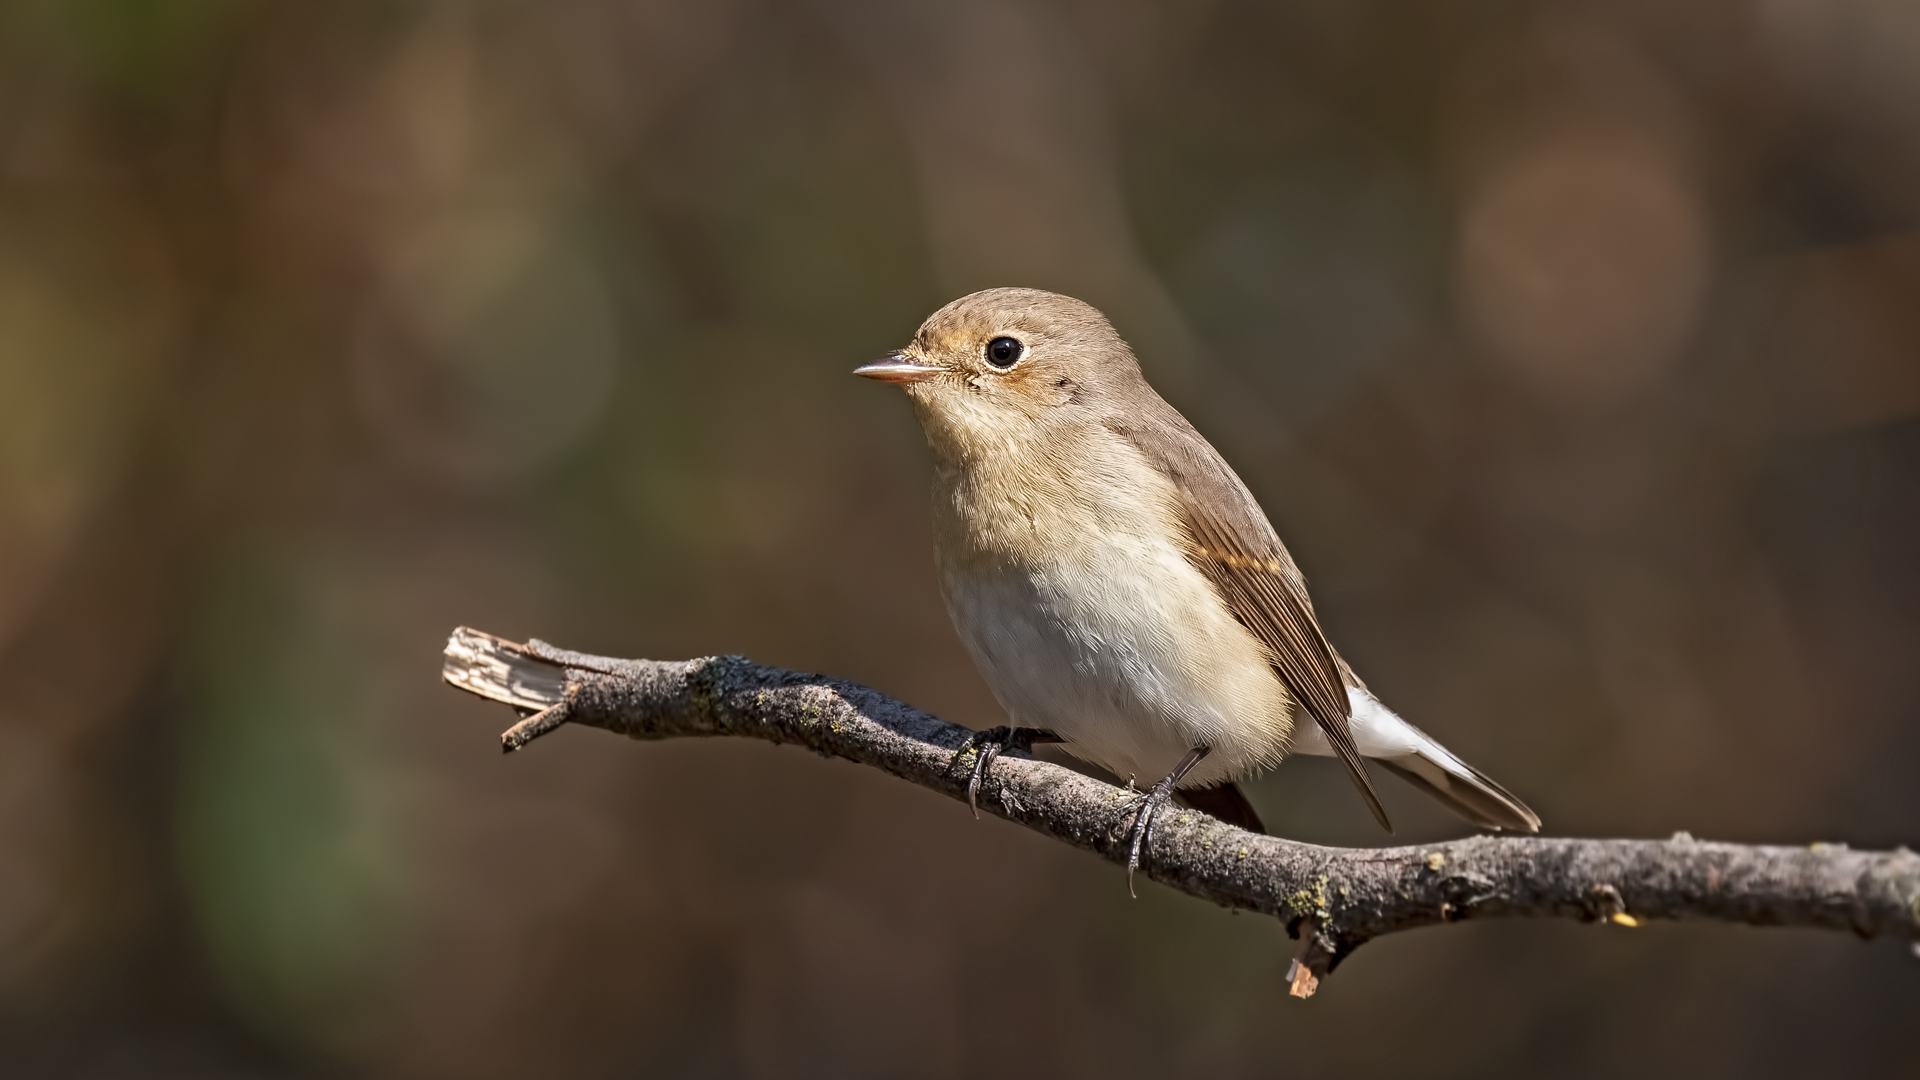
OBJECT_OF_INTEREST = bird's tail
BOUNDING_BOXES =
[1290,687,1541,833]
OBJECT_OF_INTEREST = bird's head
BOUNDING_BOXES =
[855,288,1147,458]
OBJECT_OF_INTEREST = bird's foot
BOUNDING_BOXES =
[1113,773,1184,898]
[950,726,1057,819]
[1110,746,1211,897]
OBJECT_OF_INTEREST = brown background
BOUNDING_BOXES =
[0,1,1916,1076]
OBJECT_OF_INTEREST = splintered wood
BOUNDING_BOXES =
[1286,960,1320,999]
[443,627,566,710]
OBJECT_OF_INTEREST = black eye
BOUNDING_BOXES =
[985,336,1024,368]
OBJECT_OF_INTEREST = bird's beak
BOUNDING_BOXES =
[854,351,945,384]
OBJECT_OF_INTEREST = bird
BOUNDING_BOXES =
[855,287,1538,886]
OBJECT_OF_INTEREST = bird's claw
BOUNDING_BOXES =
[951,726,1037,819]
[1116,776,1180,898]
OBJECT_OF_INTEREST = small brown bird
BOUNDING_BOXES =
[857,288,1538,882]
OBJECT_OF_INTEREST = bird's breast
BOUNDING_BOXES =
[928,426,1295,786]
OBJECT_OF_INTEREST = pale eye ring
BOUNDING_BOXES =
[985,336,1024,368]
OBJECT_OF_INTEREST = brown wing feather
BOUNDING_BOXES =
[1106,415,1393,832]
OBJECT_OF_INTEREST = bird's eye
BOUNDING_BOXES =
[985,336,1024,368]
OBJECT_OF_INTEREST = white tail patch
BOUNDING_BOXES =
[1290,687,1541,833]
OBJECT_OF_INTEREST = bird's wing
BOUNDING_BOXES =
[1106,415,1392,832]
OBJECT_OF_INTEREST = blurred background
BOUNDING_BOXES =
[0,0,1917,1076]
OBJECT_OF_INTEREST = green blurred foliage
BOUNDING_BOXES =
[174,552,400,1055]
[11,0,246,95]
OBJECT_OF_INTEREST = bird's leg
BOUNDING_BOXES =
[951,726,1061,818]
[1116,747,1210,897]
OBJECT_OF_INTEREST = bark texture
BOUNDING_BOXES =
[442,627,1920,996]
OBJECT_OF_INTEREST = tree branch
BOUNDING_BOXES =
[441,627,1920,997]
